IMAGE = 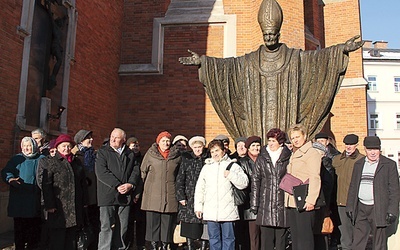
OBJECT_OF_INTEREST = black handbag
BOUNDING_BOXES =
[226,162,247,206]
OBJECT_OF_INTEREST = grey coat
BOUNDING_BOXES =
[250,145,291,227]
[346,155,400,227]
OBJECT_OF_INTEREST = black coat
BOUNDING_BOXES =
[176,149,208,223]
[95,145,140,206]
[346,155,400,227]
[238,156,256,210]
[250,145,291,227]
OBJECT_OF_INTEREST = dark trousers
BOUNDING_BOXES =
[145,211,175,243]
[338,206,353,250]
[234,220,260,250]
[353,202,387,250]
[287,208,315,250]
[14,217,41,250]
[48,226,78,250]
[260,226,287,250]
[126,201,146,247]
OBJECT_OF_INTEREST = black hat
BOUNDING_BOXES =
[315,132,329,140]
[74,130,92,144]
[234,137,247,146]
[343,134,358,145]
[363,136,381,149]
[126,137,139,146]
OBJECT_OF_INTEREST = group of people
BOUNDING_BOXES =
[1,125,399,250]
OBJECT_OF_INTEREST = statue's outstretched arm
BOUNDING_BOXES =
[343,35,365,53]
[179,50,201,66]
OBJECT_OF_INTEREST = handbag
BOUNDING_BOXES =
[226,162,247,206]
[279,173,309,195]
[321,217,334,234]
[292,183,326,212]
[173,223,187,244]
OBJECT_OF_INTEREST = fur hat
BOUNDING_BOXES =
[343,134,358,145]
[172,135,188,145]
[189,136,206,149]
[55,134,75,148]
[363,136,381,149]
[74,130,92,144]
[245,136,262,149]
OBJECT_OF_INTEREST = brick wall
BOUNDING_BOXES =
[0,1,24,192]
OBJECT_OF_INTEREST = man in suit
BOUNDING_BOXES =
[346,136,400,250]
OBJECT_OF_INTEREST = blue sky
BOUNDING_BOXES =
[360,0,399,49]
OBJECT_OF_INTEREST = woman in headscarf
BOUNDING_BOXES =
[1,137,45,250]
[140,131,181,250]
[37,134,88,250]
[176,136,209,249]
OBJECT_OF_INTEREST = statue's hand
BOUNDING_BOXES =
[344,35,365,53]
[179,49,201,66]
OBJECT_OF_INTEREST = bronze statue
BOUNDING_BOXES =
[179,0,364,142]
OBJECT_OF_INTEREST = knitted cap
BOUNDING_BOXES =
[245,136,262,149]
[189,136,206,148]
[156,131,172,144]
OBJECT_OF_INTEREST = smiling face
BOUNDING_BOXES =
[21,140,33,155]
[248,142,261,156]
[57,142,72,155]
[267,137,280,151]
[109,129,126,149]
[210,145,225,162]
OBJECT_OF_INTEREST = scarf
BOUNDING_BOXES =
[267,146,283,167]
[248,152,258,162]
[158,146,170,159]
[78,144,96,172]
[59,153,73,163]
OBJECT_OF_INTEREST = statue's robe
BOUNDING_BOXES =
[199,43,349,141]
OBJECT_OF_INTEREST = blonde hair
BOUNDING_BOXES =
[288,124,308,141]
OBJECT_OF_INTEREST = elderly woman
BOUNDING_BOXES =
[176,136,208,249]
[250,129,292,250]
[1,137,44,250]
[172,134,189,152]
[235,136,262,250]
[285,124,322,250]
[194,139,248,250]
[141,131,181,250]
[37,134,88,250]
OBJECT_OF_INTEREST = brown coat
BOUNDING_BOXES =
[140,143,181,213]
[332,149,364,206]
[284,141,321,208]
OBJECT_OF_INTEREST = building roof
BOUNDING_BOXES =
[363,48,400,61]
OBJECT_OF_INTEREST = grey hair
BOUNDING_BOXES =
[31,128,46,139]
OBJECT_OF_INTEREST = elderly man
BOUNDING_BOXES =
[95,128,140,250]
[332,134,364,250]
[346,136,400,250]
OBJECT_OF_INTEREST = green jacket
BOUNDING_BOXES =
[332,149,364,206]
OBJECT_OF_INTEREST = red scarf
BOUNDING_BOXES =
[158,147,170,159]
[60,153,73,163]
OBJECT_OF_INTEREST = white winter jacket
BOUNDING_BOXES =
[194,154,249,222]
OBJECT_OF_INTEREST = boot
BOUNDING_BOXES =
[187,238,194,250]
[201,240,209,250]
[151,241,158,250]
[161,242,169,250]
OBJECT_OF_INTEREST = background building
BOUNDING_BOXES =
[0,0,366,233]
[363,40,400,166]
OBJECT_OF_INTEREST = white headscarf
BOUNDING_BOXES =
[20,137,38,158]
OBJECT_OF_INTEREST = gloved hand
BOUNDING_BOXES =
[346,211,354,224]
[249,206,258,215]
[386,213,397,225]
